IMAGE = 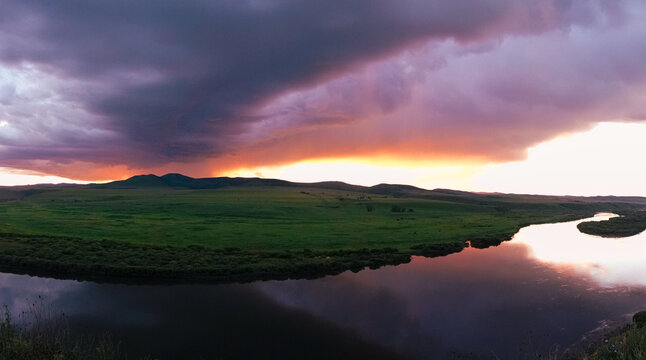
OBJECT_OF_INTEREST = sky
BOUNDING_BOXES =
[0,0,645,195]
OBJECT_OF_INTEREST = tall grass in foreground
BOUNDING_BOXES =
[0,301,155,360]
[580,312,646,360]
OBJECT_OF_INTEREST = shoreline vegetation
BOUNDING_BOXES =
[0,174,645,284]
[576,311,646,360]
[577,211,646,238]
[1,304,155,360]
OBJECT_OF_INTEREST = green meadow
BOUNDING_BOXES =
[0,176,644,282]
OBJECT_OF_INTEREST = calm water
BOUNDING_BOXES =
[2,214,646,359]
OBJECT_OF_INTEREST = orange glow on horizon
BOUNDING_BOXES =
[218,121,646,195]
[219,157,484,189]
[1,122,645,196]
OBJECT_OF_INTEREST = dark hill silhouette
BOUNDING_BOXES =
[92,173,298,190]
[84,173,646,206]
[103,174,168,188]
[92,174,432,197]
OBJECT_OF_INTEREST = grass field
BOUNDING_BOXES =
[0,175,644,282]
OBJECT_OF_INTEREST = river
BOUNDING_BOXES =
[1,213,645,359]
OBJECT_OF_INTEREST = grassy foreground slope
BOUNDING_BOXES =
[0,174,644,282]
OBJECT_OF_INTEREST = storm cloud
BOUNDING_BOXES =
[0,0,642,178]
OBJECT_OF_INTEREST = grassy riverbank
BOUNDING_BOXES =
[0,306,137,360]
[0,174,645,282]
[578,311,646,360]
[577,211,646,238]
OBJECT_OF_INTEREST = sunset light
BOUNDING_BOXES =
[2,0,646,191]
[221,122,646,196]
[1,2,646,358]
[0,167,88,186]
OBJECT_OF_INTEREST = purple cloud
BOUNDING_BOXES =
[0,0,641,177]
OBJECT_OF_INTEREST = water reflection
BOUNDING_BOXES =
[514,213,646,287]
[0,274,404,360]
[0,273,76,313]
[1,214,645,359]
[258,243,646,359]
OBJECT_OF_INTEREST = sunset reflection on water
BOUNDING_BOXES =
[512,213,646,287]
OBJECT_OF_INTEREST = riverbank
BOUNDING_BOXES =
[574,311,646,360]
[1,306,132,360]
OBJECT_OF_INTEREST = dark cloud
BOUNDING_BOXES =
[0,0,616,169]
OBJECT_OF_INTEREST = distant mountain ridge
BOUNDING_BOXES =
[91,173,374,192]
[0,173,646,207]
[86,173,646,205]
[3,173,645,206]
[92,173,307,189]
